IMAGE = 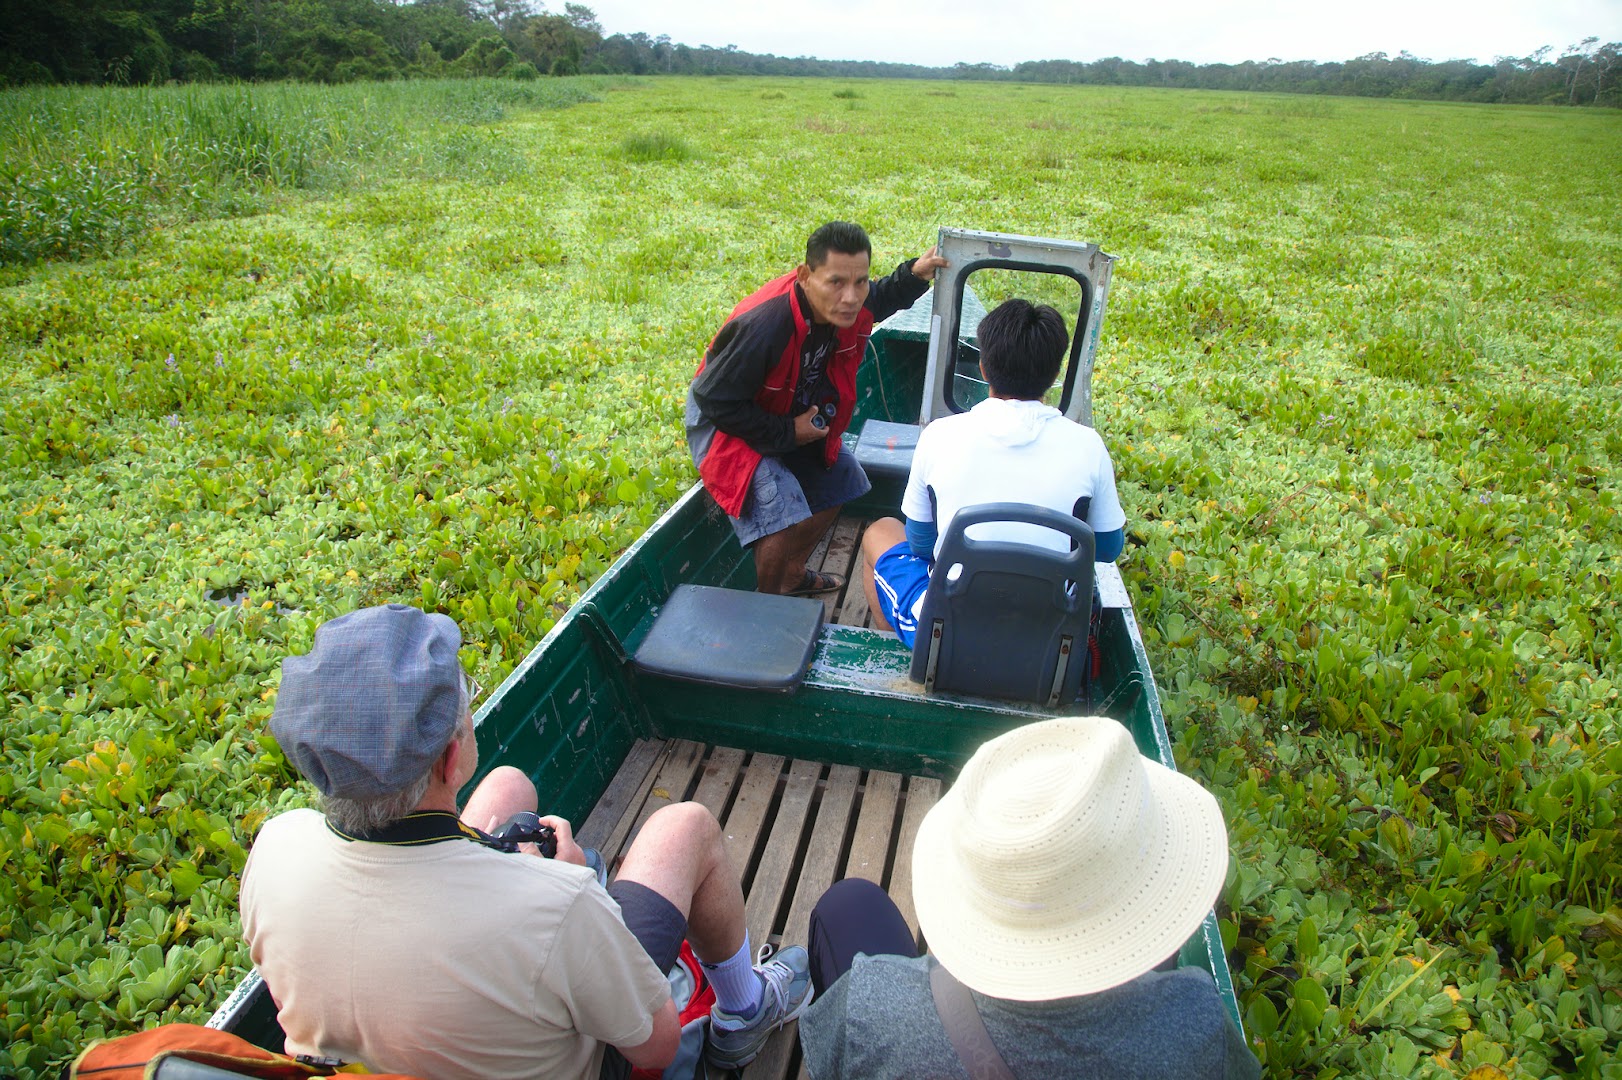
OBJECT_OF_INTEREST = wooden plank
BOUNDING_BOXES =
[810,517,861,621]
[743,758,822,952]
[820,516,861,579]
[690,744,746,821]
[600,739,705,868]
[780,765,860,949]
[745,766,855,1080]
[803,520,837,578]
[833,545,872,628]
[719,753,785,878]
[622,738,707,857]
[842,770,902,885]
[887,776,942,942]
[575,739,666,851]
[743,1019,800,1080]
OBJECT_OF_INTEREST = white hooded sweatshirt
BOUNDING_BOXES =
[901,397,1126,560]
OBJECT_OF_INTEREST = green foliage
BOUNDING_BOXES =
[3,77,1621,1078]
[453,36,517,79]
[0,158,145,263]
[620,129,697,162]
[0,79,603,266]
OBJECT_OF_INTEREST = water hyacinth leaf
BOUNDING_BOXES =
[169,862,205,900]
[1556,990,1581,1027]
[1292,976,1328,1031]
[1246,993,1279,1039]
[1296,917,1319,966]
[1388,1038,1420,1076]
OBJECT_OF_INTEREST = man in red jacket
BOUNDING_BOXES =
[687,222,946,594]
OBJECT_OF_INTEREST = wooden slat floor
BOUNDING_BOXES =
[576,738,943,1080]
[805,515,879,630]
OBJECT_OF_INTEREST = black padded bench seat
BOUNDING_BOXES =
[852,419,920,482]
[631,585,826,693]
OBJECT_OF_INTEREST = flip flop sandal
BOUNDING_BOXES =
[787,569,845,596]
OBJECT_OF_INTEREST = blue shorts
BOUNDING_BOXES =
[606,879,686,973]
[598,880,687,1080]
[872,541,932,649]
[731,447,871,548]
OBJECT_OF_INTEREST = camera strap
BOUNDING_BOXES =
[325,810,497,848]
[930,963,1016,1080]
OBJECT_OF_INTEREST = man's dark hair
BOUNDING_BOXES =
[977,299,1070,400]
[805,221,872,269]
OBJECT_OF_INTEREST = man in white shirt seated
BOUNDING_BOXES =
[860,298,1128,647]
[240,604,812,1080]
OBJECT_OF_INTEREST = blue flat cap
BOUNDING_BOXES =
[271,604,463,799]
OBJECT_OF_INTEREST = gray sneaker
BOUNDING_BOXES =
[705,944,814,1070]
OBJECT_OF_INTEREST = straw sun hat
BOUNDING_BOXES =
[912,716,1229,1001]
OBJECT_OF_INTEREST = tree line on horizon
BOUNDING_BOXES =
[3,0,1617,106]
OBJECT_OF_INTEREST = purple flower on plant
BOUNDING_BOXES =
[214,352,224,368]
[1478,493,1490,504]
[501,396,514,416]
[165,413,181,428]
[165,354,178,371]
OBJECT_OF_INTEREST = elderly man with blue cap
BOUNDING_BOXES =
[240,604,811,1080]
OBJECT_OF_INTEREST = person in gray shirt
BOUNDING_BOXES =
[798,716,1261,1080]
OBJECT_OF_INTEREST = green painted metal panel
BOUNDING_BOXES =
[854,336,927,426]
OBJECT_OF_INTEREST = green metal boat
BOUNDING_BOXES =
[209,229,1242,1078]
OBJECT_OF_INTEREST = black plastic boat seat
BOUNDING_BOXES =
[852,419,921,482]
[909,503,1096,708]
[632,584,826,693]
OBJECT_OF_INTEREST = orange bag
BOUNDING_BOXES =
[65,1023,425,1079]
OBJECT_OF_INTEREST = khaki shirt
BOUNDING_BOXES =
[241,809,671,1080]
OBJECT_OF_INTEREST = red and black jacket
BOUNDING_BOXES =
[692,260,929,516]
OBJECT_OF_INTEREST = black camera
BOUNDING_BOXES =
[487,811,558,858]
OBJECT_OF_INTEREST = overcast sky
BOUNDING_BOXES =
[577,0,1620,68]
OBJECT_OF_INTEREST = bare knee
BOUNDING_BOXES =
[617,802,730,916]
[461,766,538,830]
[863,517,905,561]
[484,766,539,807]
[644,801,722,851]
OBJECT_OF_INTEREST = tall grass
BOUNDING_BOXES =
[0,79,604,265]
[620,129,697,162]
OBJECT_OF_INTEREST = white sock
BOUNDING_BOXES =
[701,935,763,1021]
